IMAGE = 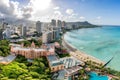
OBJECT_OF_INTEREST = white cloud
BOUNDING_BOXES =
[53,6,60,10]
[72,13,78,16]
[93,16,102,24]
[28,0,54,21]
[0,0,53,21]
[54,11,62,15]
[0,12,4,17]
[66,9,74,15]
[0,0,22,19]
[96,16,101,19]
[52,10,64,20]
[0,0,83,22]
[94,20,101,23]
[28,0,52,11]
[68,13,77,19]
[0,0,9,7]
[21,6,33,19]
[80,16,85,20]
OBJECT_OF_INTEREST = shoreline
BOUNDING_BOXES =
[62,34,105,65]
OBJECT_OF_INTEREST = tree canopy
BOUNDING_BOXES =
[0,40,10,57]
[0,55,51,80]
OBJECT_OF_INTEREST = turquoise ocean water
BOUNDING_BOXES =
[64,26,120,71]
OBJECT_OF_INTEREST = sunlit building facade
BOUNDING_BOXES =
[10,42,55,59]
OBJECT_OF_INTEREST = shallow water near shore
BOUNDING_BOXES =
[64,26,120,71]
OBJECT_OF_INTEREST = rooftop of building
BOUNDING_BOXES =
[52,57,84,80]
[47,55,58,61]
[60,57,84,69]
[9,38,25,42]
[47,55,63,67]
[52,70,71,80]
[13,47,46,51]
[10,43,21,47]
[56,70,69,80]
[11,43,55,52]
[0,54,16,64]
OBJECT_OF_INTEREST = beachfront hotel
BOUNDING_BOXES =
[10,42,55,59]
[42,19,63,43]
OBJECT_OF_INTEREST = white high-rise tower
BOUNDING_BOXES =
[36,21,41,33]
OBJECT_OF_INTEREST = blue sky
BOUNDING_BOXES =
[52,0,120,25]
[1,0,120,25]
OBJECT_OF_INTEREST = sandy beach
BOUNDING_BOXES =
[62,35,105,65]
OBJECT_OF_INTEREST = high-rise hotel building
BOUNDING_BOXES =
[36,21,42,33]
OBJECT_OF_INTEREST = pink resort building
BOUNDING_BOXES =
[10,42,55,59]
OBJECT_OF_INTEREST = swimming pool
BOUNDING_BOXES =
[89,72,108,80]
